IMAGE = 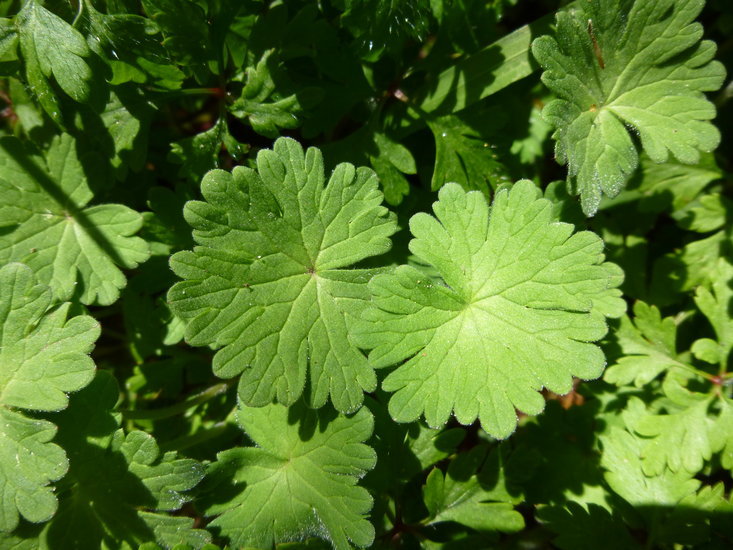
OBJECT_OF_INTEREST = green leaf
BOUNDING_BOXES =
[31,371,211,549]
[601,427,700,510]
[0,263,99,532]
[0,134,150,305]
[694,258,733,368]
[79,0,184,89]
[417,11,555,114]
[354,181,624,438]
[15,0,94,123]
[201,401,376,550]
[140,0,214,80]
[624,390,716,476]
[423,445,524,533]
[532,0,725,215]
[604,301,681,387]
[428,111,510,196]
[230,50,321,138]
[168,137,397,413]
[634,153,722,215]
[367,132,415,206]
[169,117,249,183]
[651,229,730,301]
[340,0,432,59]
[0,17,18,69]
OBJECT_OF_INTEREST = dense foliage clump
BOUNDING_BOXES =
[0,0,732,548]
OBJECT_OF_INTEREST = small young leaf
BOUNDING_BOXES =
[532,0,725,215]
[169,137,397,413]
[355,180,624,437]
[428,112,510,196]
[230,51,321,138]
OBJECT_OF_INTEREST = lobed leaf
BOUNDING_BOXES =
[0,263,99,532]
[201,401,376,550]
[532,0,726,215]
[0,134,150,305]
[169,137,397,413]
[355,180,624,437]
[15,0,94,123]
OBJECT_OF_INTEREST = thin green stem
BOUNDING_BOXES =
[120,380,234,420]
[159,422,231,452]
[670,359,717,383]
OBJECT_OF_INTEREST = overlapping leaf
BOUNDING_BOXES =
[354,181,624,437]
[0,134,150,305]
[201,401,376,550]
[532,0,726,215]
[168,137,397,413]
[0,263,99,532]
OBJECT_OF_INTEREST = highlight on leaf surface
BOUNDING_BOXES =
[354,181,625,438]
[168,137,398,413]
[532,0,726,216]
[0,134,150,305]
[200,400,376,550]
[0,262,99,532]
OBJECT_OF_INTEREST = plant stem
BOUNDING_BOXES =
[120,380,234,420]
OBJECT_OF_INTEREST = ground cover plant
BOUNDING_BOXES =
[0,0,732,548]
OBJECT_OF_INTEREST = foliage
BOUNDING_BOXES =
[0,0,731,549]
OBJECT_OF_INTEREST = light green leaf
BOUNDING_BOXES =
[712,398,733,470]
[635,153,722,215]
[168,137,397,413]
[0,134,150,305]
[201,401,376,550]
[604,301,681,387]
[532,0,725,215]
[601,427,700,510]
[624,389,716,476]
[694,258,733,368]
[0,263,99,532]
[15,0,94,123]
[354,181,624,438]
